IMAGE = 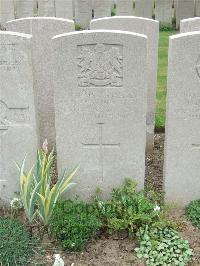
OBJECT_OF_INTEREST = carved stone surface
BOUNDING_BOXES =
[6,18,75,149]
[116,0,133,16]
[176,0,195,29]
[53,30,148,200]
[135,0,154,19]
[0,0,15,27]
[75,0,92,29]
[164,32,200,206]
[91,17,159,151]
[55,0,73,19]
[93,0,112,19]
[15,0,34,18]
[0,32,37,203]
[180,17,200,33]
[195,0,200,16]
[38,0,55,17]
[155,0,173,24]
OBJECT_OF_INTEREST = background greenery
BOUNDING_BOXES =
[156,30,177,129]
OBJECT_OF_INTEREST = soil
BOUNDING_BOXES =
[1,133,200,265]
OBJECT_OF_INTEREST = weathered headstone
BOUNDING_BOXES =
[0,32,37,202]
[176,0,195,29]
[38,0,55,17]
[180,17,200,32]
[116,0,133,16]
[15,0,34,18]
[0,0,15,27]
[91,17,159,151]
[93,0,112,19]
[195,0,200,16]
[53,30,148,200]
[55,0,73,19]
[135,0,154,19]
[155,0,173,24]
[6,18,75,149]
[164,32,200,205]
[75,0,92,29]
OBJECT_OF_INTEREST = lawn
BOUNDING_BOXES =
[156,30,177,129]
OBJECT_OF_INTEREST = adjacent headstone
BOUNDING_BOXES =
[0,0,15,27]
[6,17,75,149]
[38,0,55,17]
[91,17,159,151]
[53,30,148,200]
[155,0,173,24]
[15,0,34,18]
[176,0,195,29]
[180,17,200,32]
[135,0,154,19]
[75,0,92,29]
[93,0,112,19]
[164,32,200,205]
[55,0,73,19]
[116,0,133,16]
[0,32,37,202]
[195,0,200,16]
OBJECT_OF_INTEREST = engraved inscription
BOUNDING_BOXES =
[0,100,30,133]
[82,123,120,181]
[78,44,123,88]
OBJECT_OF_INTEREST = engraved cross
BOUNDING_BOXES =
[82,123,120,181]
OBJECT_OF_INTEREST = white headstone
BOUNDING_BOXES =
[38,0,56,17]
[91,17,159,151]
[180,17,200,32]
[176,0,195,29]
[116,0,133,16]
[195,0,200,16]
[0,0,15,27]
[15,0,34,18]
[55,0,73,19]
[6,17,75,149]
[53,30,148,200]
[93,0,112,19]
[75,0,92,29]
[0,32,37,202]
[135,0,154,19]
[164,31,200,206]
[155,0,173,24]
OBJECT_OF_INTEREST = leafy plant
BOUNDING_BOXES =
[186,199,200,229]
[135,225,193,266]
[159,23,176,31]
[49,200,101,251]
[95,178,162,236]
[17,140,78,225]
[0,218,35,265]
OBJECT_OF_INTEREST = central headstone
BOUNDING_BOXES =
[155,0,173,24]
[15,0,34,18]
[75,0,92,29]
[55,0,73,19]
[38,0,56,17]
[91,17,159,151]
[93,0,112,19]
[6,17,75,149]
[135,0,154,19]
[116,0,133,16]
[0,32,37,202]
[53,30,148,199]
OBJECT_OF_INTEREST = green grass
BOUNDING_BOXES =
[156,30,177,129]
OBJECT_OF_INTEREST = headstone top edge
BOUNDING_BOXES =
[0,31,32,39]
[91,16,159,24]
[170,31,200,40]
[6,17,74,24]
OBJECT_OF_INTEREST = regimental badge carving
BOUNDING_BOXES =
[78,44,123,87]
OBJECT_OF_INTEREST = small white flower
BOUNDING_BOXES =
[53,254,64,266]
[154,205,161,212]
[10,198,23,210]
[71,243,75,247]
